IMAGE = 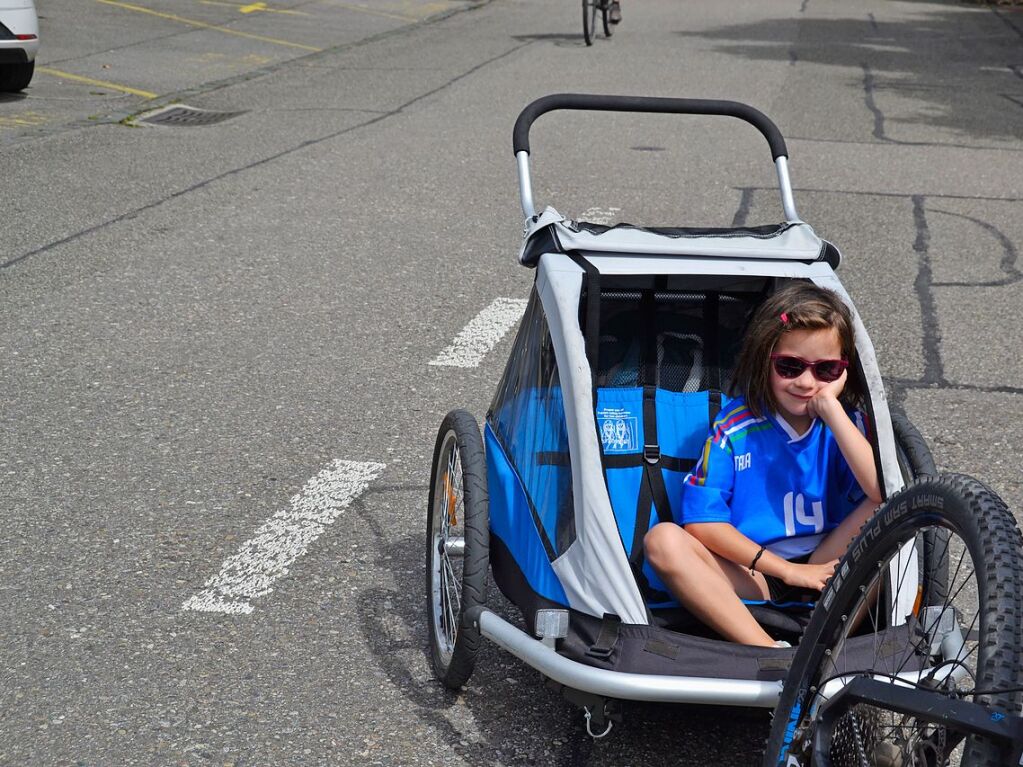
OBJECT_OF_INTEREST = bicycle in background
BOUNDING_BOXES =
[583,0,619,45]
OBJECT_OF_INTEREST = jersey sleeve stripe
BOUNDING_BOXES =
[687,440,713,486]
[723,416,763,438]
[712,406,755,442]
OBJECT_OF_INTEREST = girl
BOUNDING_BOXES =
[644,282,882,647]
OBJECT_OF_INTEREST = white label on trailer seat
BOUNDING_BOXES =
[429,297,527,368]
[596,406,639,453]
[182,460,385,615]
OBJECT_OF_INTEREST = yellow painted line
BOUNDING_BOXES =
[96,0,322,51]
[239,1,265,12]
[0,111,49,128]
[38,66,158,98]
[197,0,307,14]
[194,51,274,67]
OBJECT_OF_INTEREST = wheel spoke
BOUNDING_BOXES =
[444,572,458,641]
[884,545,923,681]
[443,550,462,614]
[438,540,455,641]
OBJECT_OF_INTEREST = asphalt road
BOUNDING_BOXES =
[2,0,1022,765]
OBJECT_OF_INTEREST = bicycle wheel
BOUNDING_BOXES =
[425,409,489,689]
[582,0,598,46]
[763,474,1023,767]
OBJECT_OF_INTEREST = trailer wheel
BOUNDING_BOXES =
[891,411,937,480]
[425,409,489,689]
[891,412,949,610]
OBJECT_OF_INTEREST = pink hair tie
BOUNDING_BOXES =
[780,312,789,324]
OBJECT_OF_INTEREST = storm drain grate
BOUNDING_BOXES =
[135,104,247,127]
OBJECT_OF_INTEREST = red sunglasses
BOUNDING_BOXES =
[770,354,849,382]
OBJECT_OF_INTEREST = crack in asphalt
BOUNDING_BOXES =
[862,62,886,142]
[928,207,1021,288]
[856,60,1023,151]
[911,194,945,388]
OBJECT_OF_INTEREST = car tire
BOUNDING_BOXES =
[0,61,35,92]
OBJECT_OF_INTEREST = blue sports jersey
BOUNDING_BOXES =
[681,396,870,559]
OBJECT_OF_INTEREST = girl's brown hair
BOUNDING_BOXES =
[732,281,861,418]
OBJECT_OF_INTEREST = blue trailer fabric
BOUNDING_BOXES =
[485,422,569,605]
[488,386,573,554]
[596,387,712,533]
[596,387,714,608]
[488,385,718,610]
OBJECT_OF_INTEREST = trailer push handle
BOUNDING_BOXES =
[511,93,799,222]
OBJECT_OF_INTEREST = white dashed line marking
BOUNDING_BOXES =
[182,459,385,615]
[579,206,621,225]
[429,297,527,368]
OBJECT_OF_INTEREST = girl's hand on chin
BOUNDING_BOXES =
[807,370,847,420]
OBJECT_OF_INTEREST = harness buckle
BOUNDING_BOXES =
[643,444,660,464]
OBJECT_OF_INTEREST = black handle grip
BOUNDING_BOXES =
[512,93,788,160]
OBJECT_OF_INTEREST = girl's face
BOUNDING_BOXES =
[769,327,843,432]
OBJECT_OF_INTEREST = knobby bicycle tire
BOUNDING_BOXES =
[763,473,1023,767]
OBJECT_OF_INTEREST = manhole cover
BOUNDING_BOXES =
[134,105,246,127]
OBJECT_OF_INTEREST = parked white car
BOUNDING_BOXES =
[0,0,38,92]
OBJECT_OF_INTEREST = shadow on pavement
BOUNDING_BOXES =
[678,6,1023,144]
[512,32,600,48]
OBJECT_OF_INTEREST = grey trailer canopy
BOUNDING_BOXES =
[502,214,903,627]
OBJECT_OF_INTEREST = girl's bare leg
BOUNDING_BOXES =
[645,523,777,647]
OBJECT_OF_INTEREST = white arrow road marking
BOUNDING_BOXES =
[429,297,527,368]
[182,459,385,615]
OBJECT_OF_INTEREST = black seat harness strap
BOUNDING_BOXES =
[628,288,674,596]
[601,453,695,472]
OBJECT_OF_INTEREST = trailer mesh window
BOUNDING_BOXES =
[487,290,575,557]
[594,288,763,394]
